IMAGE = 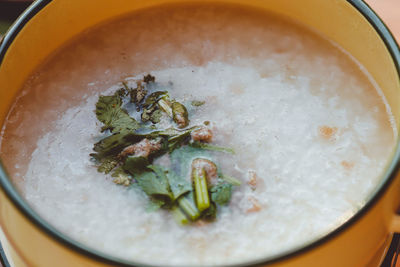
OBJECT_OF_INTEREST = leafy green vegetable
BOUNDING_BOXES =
[141,91,168,123]
[95,94,140,133]
[211,183,233,206]
[96,156,118,174]
[190,141,235,154]
[91,132,137,159]
[148,165,191,201]
[170,146,212,178]
[166,170,191,200]
[172,101,189,128]
[91,74,241,225]
[191,100,205,107]
[123,156,150,175]
[167,129,192,152]
[135,170,173,200]
[143,74,155,83]
[144,91,168,108]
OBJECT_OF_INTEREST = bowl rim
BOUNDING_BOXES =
[0,0,400,266]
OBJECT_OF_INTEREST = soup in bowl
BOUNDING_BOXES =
[0,1,400,266]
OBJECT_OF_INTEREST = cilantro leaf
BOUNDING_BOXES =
[143,91,168,108]
[129,82,147,108]
[148,165,191,201]
[95,93,140,133]
[143,74,155,83]
[191,100,205,107]
[96,156,118,174]
[172,101,189,128]
[210,183,233,206]
[167,129,193,152]
[167,171,191,200]
[141,91,169,123]
[122,156,150,175]
[135,171,170,197]
[123,161,173,201]
[170,145,213,178]
[92,132,136,159]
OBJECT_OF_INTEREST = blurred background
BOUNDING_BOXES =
[0,0,399,40]
[0,0,399,266]
[0,0,397,41]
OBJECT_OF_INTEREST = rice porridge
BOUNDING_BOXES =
[0,3,396,266]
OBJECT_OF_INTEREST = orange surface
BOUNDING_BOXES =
[364,1,400,265]
[366,0,400,42]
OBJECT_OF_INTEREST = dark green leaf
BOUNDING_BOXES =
[141,91,168,123]
[135,171,173,200]
[143,74,155,83]
[123,156,150,175]
[149,109,163,124]
[148,165,191,201]
[130,82,147,108]
[211,183,233,206]
[191,100,205,107]
[167,170,191,200]
[141,106,156,123]
[143,91,168,108]
[92,131,137,159]
[172,101,189,128]
[95,94,140,133]
[170,146,212,178]
[167,131,191,152]
[96,156,118,174]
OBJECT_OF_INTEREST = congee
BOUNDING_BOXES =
[0,3,396,266]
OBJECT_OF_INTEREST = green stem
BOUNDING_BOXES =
[171,206,189,225]
[220,173,242,186]
[158,99,173,118]
[178,195,200,220]
[193,168,210,211]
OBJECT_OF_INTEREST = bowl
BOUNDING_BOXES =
[0,0,400,266]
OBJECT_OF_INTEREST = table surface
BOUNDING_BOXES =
[0,1,399,267]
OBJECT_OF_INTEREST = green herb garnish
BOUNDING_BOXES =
[95,93,140,133]
[90,74,240,225]
[191,100,205,107]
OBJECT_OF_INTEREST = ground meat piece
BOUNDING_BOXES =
[119,138,162,158]
[246,196,261,213]
[191,158,218,183]
[318,126,338,140]
[191,126,213,143]
[247,170,257,190]
[341,160,355,170]
[174,113,187,128]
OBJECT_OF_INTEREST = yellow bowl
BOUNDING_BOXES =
[0,0,400,266]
